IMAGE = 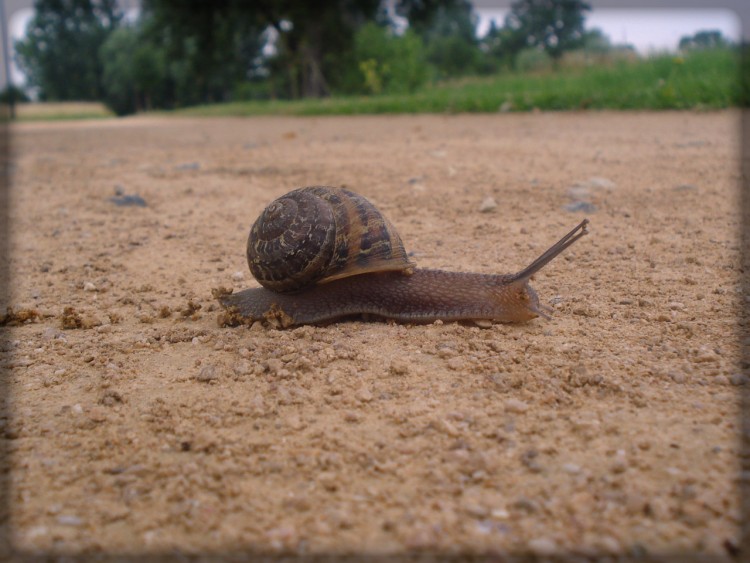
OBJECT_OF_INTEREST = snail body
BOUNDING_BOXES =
[218,187,589,328]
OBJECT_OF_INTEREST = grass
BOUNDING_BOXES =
[6,49,743,122]
[9,102,114,121]
[175,48,743,117]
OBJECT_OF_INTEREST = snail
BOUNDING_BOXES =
[216,186,589,328]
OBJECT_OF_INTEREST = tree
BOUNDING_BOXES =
[481,20,522,71]
[581,27,611,54]
[678,30,730,52]
[423,3,482,78]
[100,23,168,115]
[395,0,472,37]
[255,0,381,98]
[15,0,122,100]
[0,85,30,104]
[142,0,266,105]
[353,22,429,94]
[395,0,483,78]
[504,0,591,64]
[143,0,382,100]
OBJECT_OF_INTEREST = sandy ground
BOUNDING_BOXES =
[0,111,746,558]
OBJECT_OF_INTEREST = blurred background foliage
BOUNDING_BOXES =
[10,0,747,116]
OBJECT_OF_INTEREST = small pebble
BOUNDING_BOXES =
[437,346,456,359]
[463,503,489,518]
[479,197,497,213]
[42,327,63,341]
[266,525,297,548]
[57,515,83,526]
[83,282,97,292]
[318,472,338,491]
[567,186,590,200]
[565,201,596,213]
[437,418,460,437]
[88,407,108,422]
[175,162,200,171]
[669,372,686,383]
[586,177,616,190]
[233,360,251,376]
[637,439,652,451]
[474,520,494,535]
[562,463,581,474]
[646,498,670,520]
[110,194,147,207]
[611,457,628,474]
[195,365,218,382]
[355,388,373,402]
[513,497,539,513]
[694,348,718,363]
[528,537,557,555]
[504,398,529,413]
[232,271,244,281]
[730,373,748,386]
[600,536,621,552]
[344,411,362,423]
[24,526,48,540]
[286,414,304,431]
[446,357,465,371]
[490,508,509,519]
[389,359,410,375]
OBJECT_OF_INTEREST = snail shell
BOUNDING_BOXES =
[247,186,415,293]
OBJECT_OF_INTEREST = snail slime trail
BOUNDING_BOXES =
[216,187,589,328]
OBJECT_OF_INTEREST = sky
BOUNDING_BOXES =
[477,8,742,53]
[7,7,744,87]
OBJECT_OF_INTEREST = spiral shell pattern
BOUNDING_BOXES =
[247,186,415,293]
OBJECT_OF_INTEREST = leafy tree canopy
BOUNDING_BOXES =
[141,0,266,104]
[99,22,169,115]
[143,0,382,99]
[395,0,482,78]
[505,0,591,62]
[678,30,730,52]
[15,0,122,100]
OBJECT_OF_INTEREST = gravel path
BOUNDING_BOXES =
[1,111,745,558]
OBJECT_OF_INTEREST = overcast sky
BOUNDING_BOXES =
[477,8,741,53]
[8,7,744,86]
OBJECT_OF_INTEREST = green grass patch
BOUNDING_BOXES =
[10,102,115,122]
[174,48,743,117]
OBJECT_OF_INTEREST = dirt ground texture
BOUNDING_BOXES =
[1,111,746,558]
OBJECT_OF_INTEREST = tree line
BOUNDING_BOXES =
[13,0,733,116]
